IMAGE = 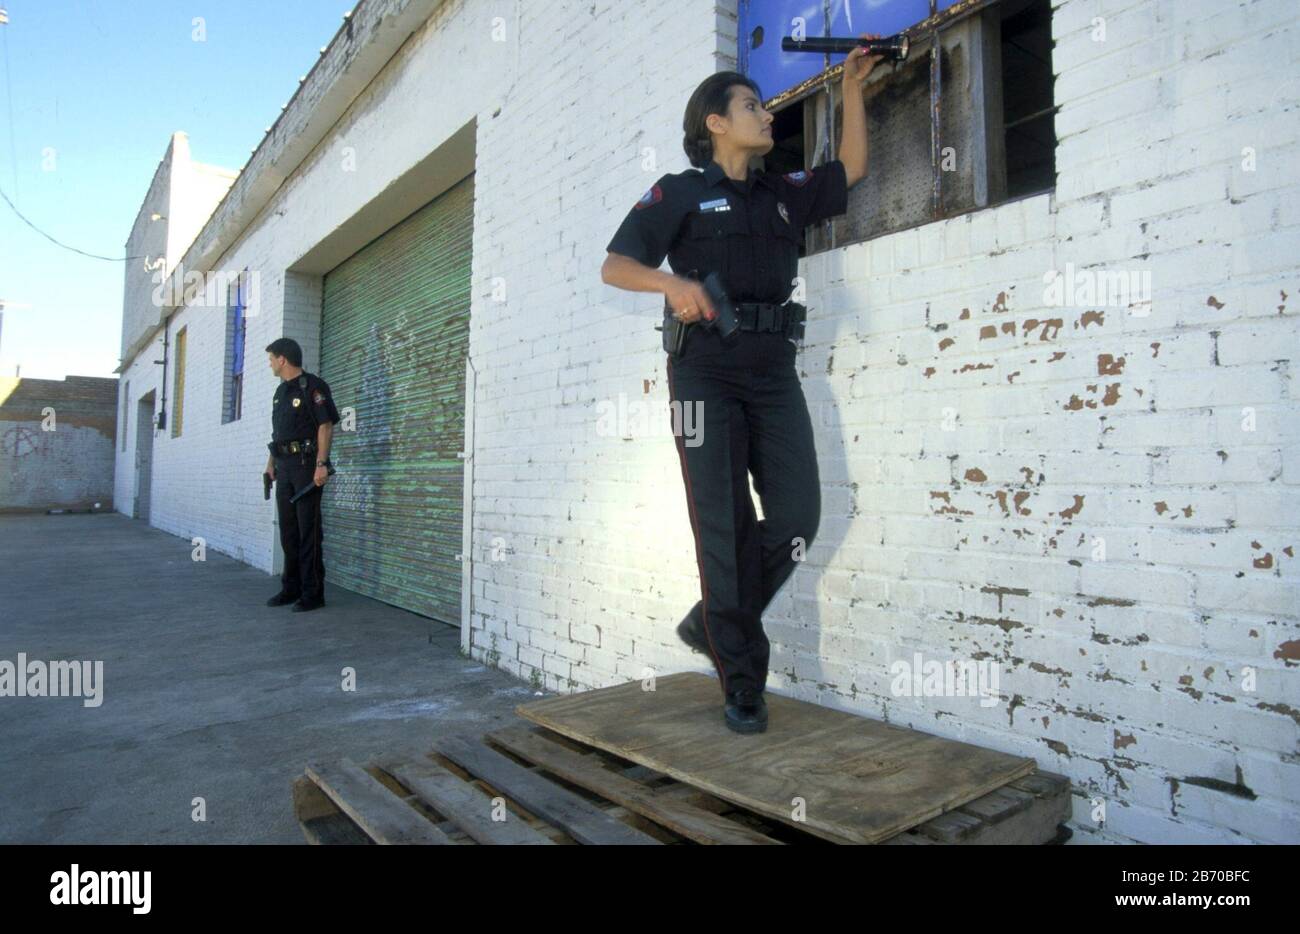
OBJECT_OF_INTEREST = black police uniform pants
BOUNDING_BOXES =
[665,327,821,699]
[275,454,326,601]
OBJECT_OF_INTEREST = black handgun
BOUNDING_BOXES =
[263,472,272,501]
[698,270,740,342]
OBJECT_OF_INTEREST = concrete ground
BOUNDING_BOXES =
[0,513,544,843]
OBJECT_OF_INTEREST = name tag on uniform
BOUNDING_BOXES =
[698,198,730,213]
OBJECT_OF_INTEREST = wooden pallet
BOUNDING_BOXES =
[292,723,1073,845]
[515,672,1044,843]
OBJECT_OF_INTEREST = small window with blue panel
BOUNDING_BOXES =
[223,270,248,424]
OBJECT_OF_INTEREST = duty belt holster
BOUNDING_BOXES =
[655,264,807,356]
[659,301,688,357]
[735,301,806,343]
[268,438,318,457]
[657,301,807,357]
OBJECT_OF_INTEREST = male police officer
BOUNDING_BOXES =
[264,337,341,613]
[600,51,876,732]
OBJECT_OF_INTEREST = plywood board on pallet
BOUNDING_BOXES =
[516,672,1037,844]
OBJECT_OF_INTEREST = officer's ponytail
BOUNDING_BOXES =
[682,71,764,169]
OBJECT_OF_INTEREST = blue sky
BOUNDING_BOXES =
[0,0,349,380]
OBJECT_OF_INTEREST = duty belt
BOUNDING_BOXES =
[270,438,317,456]
[734,301,806,339]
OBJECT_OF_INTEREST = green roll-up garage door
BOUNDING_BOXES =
[319,175,473,624]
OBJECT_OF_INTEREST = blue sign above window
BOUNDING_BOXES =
[740,0,961,100]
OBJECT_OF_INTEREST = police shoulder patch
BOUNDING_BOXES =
[312,390,324,404]
[783,169,811,187]
[634,183,663,210]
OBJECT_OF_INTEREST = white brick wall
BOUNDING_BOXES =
[113,0,480,571]
[115,0,1299,844]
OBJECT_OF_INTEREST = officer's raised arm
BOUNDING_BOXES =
[777,34,881,230]
[838,34,883,187]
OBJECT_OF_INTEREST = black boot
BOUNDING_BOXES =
[724,688,768,734]
[676,601,710,654]
[266,590,299,607]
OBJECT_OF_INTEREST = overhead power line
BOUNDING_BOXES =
[0,183,147,262]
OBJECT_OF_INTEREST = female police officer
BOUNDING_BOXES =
[601,40,880,732]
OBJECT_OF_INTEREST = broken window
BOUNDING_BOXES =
[742,0,1057,254]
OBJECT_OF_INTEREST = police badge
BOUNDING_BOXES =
[777,201,790,225]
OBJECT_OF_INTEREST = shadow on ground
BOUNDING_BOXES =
[0,513,542,843]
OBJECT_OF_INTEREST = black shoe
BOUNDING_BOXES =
[291,596,325,613]
[676,602,711,655]
[724,688,768,734]
[266,591,299,607]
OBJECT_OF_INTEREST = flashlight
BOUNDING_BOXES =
[781,33,910,63]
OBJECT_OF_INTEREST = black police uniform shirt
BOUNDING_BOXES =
[271,372,342,445]
[605,157,849,304]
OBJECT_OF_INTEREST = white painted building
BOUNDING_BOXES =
[114,0,1300,843]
